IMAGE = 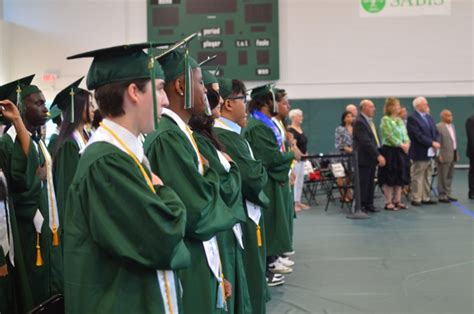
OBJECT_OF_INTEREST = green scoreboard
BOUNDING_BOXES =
[147,0,279,81]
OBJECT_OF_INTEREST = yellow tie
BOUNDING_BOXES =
[369,120,380,147]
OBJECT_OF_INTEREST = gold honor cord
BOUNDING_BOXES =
[184,125,205,175]
[100,122,174,314]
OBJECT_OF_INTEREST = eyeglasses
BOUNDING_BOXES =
[227,95,247,101]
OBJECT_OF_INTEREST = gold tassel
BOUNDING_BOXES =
[52,227,59,246]
[221,273,227,301]
[35,233,43,267]
[256,225,262,247]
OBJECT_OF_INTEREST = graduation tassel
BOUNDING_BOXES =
[52,226,59,246]
[148,46,159,129]
[203,93,212,116]
[16,85,25,117]
[35,233,43,267]
[271,85,278,114]
[256,225,262,247]
[184,47,193,110]
[69,88,75,123]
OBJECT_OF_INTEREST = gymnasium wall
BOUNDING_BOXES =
[1,0,472,162]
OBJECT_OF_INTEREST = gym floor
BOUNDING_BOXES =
[267,169,474,314]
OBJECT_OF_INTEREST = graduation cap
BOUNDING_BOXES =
[157,33,200,110]
[47,104,62,122]
[199,55,217,67]
[199,55,219,86]
[249,83,278,113]
[68,42,174,128]
[51,77,84,123]
[216,78,232,100]
[0,75,36,117]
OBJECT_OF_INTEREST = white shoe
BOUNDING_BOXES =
[283,251,295,257]
[278,256,295,267]
[273,273,285,281]
[268,260,293,274]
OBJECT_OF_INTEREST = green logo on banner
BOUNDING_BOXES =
[361,0,386,13]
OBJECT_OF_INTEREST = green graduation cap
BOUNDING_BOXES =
[202,70,218,86]
[47,104,62,122]
[199,55,218,85]
[51,77,84,123]
[68,42,174,128]
[217,77,233,99]
[250,83,278,113]
[0,74,37,118]
[157,33,200,110]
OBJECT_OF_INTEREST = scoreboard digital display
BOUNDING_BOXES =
[147,0,279,81]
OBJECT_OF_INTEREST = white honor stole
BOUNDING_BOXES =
[0,170,14,266]
[216,150,244,249]
[72,129,87,151]
[37,139,60,242]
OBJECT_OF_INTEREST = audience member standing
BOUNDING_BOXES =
[406,97,440,206]
[288,109,309,211]
[466,114,474,199]
[345,104,358,118]
[353,99,385,213]
[334,111,354,202]
[378,98,410,210]
[436,110,459,202]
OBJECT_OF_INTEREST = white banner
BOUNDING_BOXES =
[360,0,451,17]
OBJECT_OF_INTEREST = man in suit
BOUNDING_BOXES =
[353,99,385,212]
[406,97,440,206]
[466,114,474,199]
[436,110,459,202]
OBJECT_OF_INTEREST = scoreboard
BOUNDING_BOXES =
[147,0,279,81]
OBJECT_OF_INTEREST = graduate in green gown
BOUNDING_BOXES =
[51,77,93,235]
[0,75,36,174]
[46,104,62,155]
[144,45,239,314]
[271,89,301,256]
[213,78,273,313]
[243,84,302,267]
[0,98,34,313]
[189,72,251,314]
[64,42,191,313]
[2,78,64,308]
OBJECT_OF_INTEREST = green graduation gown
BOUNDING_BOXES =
[52,137,80,235]
[47,133,58,155]
[215,125,271,314]
[64,141,190,313]
[144,114,240,314]
[0,134,35,313]
[0,177,34,314]
[7,136,63,307]
[193,132,251,314]
[243,117,294,256]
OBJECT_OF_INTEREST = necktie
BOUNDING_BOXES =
[369,120,380,147]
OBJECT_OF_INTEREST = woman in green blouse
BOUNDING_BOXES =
[378,98,410,210]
